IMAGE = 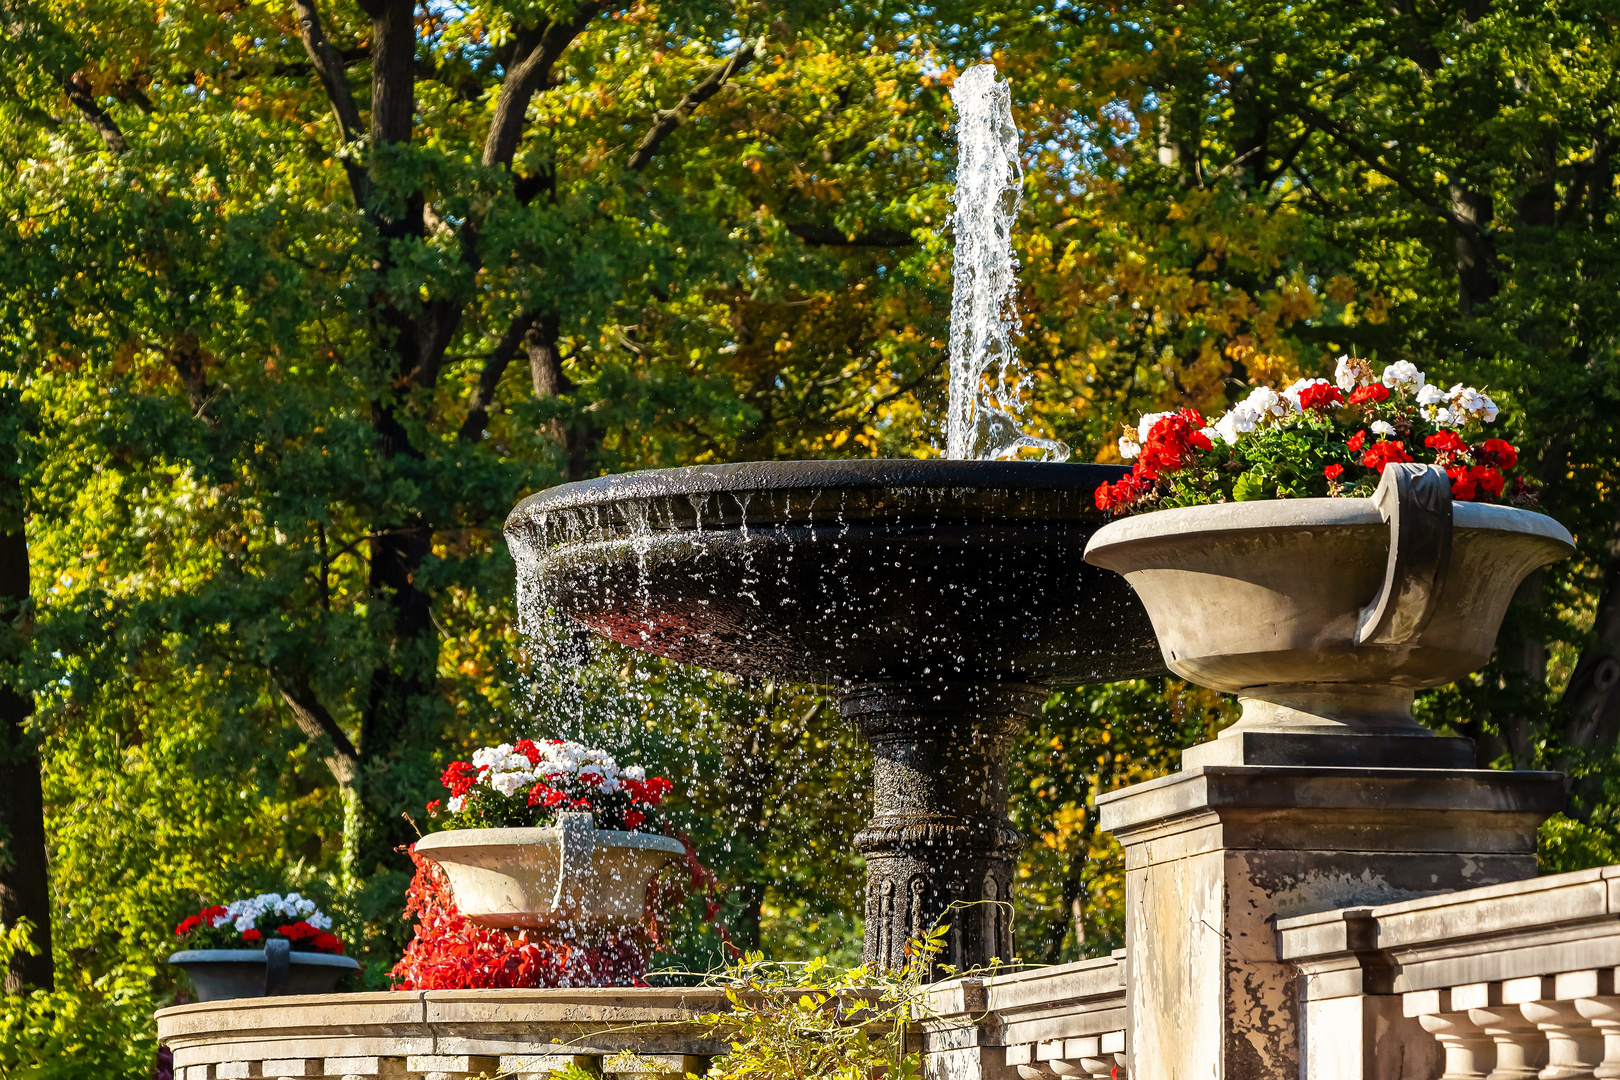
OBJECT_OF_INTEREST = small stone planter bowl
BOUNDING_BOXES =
[1083,464,1575,766]
[414,813,686,931]
[168,941,359,1002]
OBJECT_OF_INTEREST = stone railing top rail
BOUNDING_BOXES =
[1277,863,1620,995]
[156,957,1131,1078]
[924,953,1128,1075]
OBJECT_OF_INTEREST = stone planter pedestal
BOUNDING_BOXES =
[1084,466,1575,1079]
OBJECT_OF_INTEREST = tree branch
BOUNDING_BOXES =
[1286,101,1475,234]
[457,310,537,441]
[167,334,220,425]
[627,41,757,172]
[289,0,366,149]
[483,3,605,169]
[276,674,359,788]
[63,74,127,154]
[788,223,914,247]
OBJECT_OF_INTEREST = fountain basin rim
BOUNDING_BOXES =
[508,459,1128,526]
[1084,497,1574,566]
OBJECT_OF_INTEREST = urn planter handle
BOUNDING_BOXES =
[553,811,597,913]
[1356,462,1453,646]
[262,937,290,996]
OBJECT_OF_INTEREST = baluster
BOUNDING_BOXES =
[405,1056,501,1080]
[1561,970,1620,1080]
[1508,976,1602,1080]
[1456,981,1549,1080]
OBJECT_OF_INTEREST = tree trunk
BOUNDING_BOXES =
[0,455,52,992]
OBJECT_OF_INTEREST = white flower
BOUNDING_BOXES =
[1428,406,1458,427]
[1199,426,1221,446]
[1242,385,1292,420]
[234,914,256,932]
[1381,361,1425,391]
[623,766,646,782]
[1448,384,1499,423]
[1334,355,1357,392]
[1370,420,1396,437]
[1416,384,1446,407]
[490,770,534,797]
[308,912,333,931]
[448,795,466,813]
[1136,412,1170,442]
[1117,433,1141,460]
[1214,405,1260,446]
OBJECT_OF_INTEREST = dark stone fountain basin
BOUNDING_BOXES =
[506,459,1160,685]
[506,459,1163,971]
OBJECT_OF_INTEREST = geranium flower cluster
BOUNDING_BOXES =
[1098,356,1525,513]
[173,893,344,954]
[428,738,674,832]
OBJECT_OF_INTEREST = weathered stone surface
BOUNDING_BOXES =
[1100,764,1561,1080]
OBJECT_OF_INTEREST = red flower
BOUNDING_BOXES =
[1323,464,1345,481]
[571,798,592,810]
[513,739,542,765]
[1471,465,1505,498]
[624,810,646,830]
[425,799,441,816]
[1348,384,1390,406]
[1347,430,1366,453]
[201,906,227,921]
[280,921,317,941]
[527,783,552,807]
[1448,466,1476,501]
[1477,439,1518,469]
[1361,440,1413,473]
[579,771,604,787]
[543,789,567,807]
[175,915,201,936]
[441,761,481,799]
[1137,408,1211,477]
[1298,383,1344,412]
[642,777,673,805]
[1424,431,1467,456]
[241,928,262,943]
[312,932,344,954]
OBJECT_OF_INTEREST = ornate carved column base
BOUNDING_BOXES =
[840,681,1044,973]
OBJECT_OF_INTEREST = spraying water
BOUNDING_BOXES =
[946,65,1070,462]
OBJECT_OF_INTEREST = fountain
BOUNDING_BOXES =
[505,65,1157,972]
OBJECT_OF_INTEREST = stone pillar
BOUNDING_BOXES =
[1097,759,1563,1080]
[841,681,1042,972]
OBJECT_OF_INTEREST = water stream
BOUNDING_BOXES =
[946,64,1070,463]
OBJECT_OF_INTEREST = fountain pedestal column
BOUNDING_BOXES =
[842,682,1043,973]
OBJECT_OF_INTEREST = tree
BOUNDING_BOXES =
[0,388,51,993]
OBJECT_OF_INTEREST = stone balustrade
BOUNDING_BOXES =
[1277,864,1620,1079]
[157,987,732,1080]
[921,951,1127,1079]
[157,954,1130,1080]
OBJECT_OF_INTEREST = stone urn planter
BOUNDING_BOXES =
[168,939,359,1001]
[1083,463,1576,767]
[414,812,687,930]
